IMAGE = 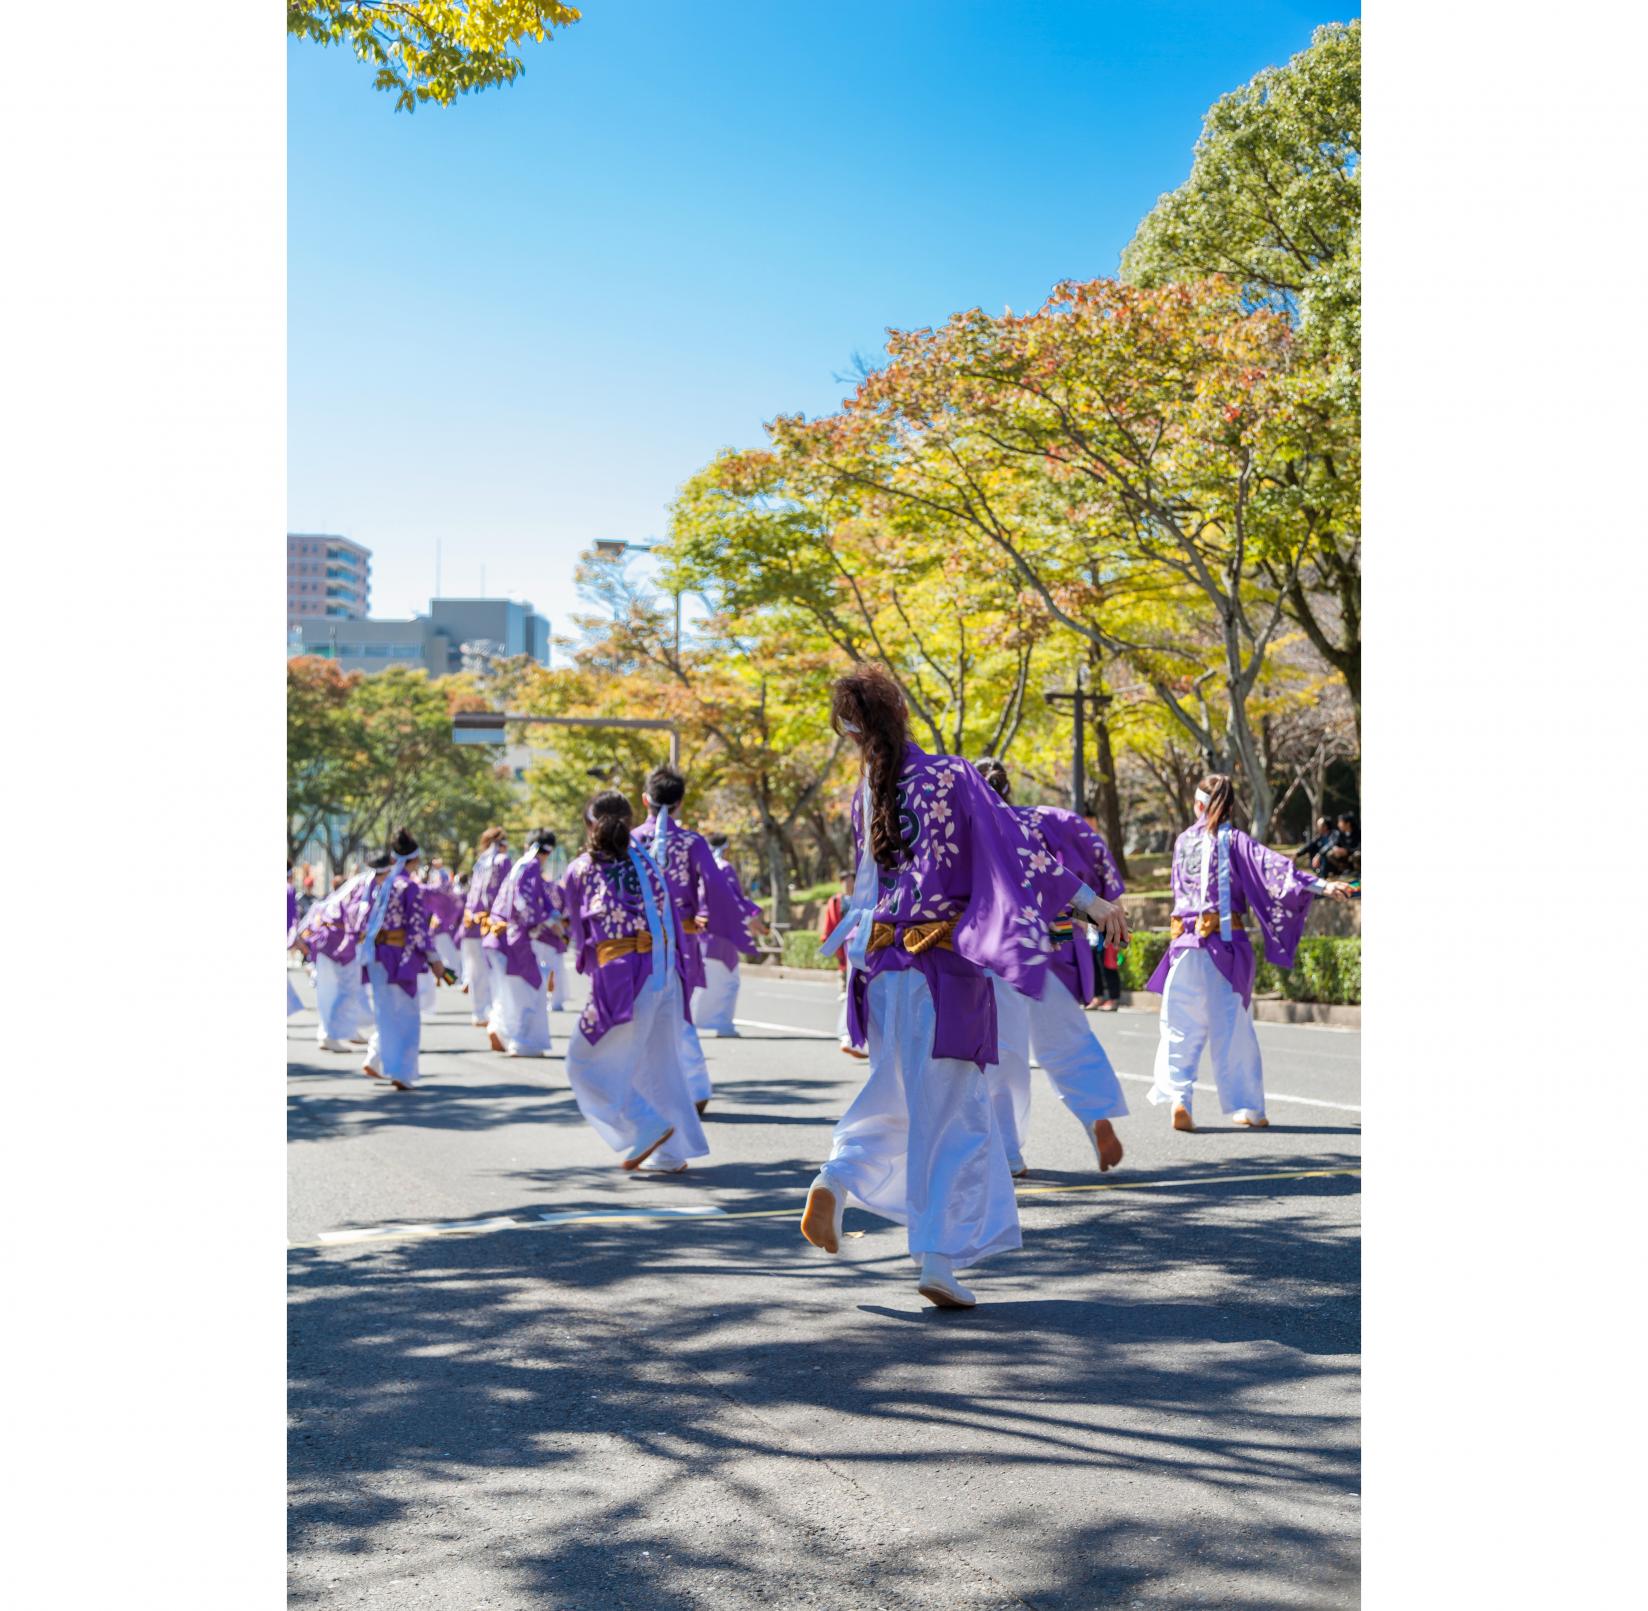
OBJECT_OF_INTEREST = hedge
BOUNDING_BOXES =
[1120,930,1359,1005]
[770,927,1359,1005]
[781,928,836,970]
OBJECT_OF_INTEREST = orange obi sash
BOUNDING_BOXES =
[866,918,955,956]
[1168,911,1246,941]
[595,931,654,967]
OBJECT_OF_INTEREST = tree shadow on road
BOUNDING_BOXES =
[290,1160,1359,1609]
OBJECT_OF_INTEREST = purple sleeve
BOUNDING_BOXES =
[951,767,1081,998]
[403,883,434,961]
[1231,829,1317,968]
[693,837,754,942]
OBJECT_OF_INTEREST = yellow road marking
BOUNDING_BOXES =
[291,1167,1359,1251]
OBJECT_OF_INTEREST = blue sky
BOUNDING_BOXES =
[289,1,1357,633]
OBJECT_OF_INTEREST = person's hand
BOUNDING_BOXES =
[1102,904,1131,948]
[1324,881,1354,902]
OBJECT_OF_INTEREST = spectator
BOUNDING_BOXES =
[1079,801,1123,1012]
[1322,810,1360,877]
[819,870,853,1002]
[1300,816,1334,873]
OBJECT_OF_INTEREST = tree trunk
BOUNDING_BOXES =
[1091,704,1131,883]
[762,815,792,926]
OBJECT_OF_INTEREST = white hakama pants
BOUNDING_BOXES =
[497,940,554,1056]
[461,936,494,1025]
[485,951,508,1036]
[678,1012,712,1106]
[1029,983,1130,1126]
[287,975,303,1017]
[824,969,1020,1269]
[365,960,422,1085]
[548,952,569,1011]
[988,976,1032,1172]
[314,952,372,1044]
[564,974,709,1167]
[432,930,461,975]
[691,957,741,1036]
[1148,948,1265,1118]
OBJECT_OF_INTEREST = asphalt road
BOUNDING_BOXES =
[289,966,1360,1609]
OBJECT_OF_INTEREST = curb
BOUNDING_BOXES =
[741,964,1359,1028]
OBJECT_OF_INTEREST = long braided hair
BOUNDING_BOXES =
[830,665,910,870]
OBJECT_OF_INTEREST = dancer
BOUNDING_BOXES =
[481,828,562,1058]
[292,868,374,1051]
[360,828,443,1091]
[560,791,709,1173]
[691,834,762,1037]
[801,667,1128,1309]
[1147,774,1355,1130]
[286,868,304,1017]
[461,827,511,1034]
[975,758,1130,1177]
[632,765,761,1114]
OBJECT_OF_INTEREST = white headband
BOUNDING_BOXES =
[1194,789,1210,808]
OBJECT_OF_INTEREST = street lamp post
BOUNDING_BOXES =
[592,537,681,660]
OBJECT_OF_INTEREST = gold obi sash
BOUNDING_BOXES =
[866,918,956,956]
[481,915,510,937]
[1169,911,1246,941]
[682,915,709,935]
[462,910,483,930]
[377,928,406,947]
[595,931,654,967]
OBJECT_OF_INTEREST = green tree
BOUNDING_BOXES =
[1121,20,1360,365]
[288,1,582,111]
[1122,21,1361,721]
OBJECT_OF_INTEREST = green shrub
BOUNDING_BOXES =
[1115,930,1359,1005]
[780,928,835,970]
[1117,931,1170,991]
[1282,936,1361,1005]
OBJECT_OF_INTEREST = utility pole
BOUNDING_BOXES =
[1045,666,1111,816]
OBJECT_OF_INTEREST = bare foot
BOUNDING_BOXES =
[622,1127,675,1171]
[1092,1119,1124,1171]
[800,1179,842,1253]
[1234,1114,1270,1129]
[389,1079,412,1092]
[694,1098,710,1116]
[1171,1104,1195,1133]
[488,1030,506,1053]
[362,1065,386,1081]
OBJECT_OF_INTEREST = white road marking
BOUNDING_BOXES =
[1106,1070,1361,1114]
[730,1012,1362,1113]
[731,1017,838,1039]
[538,1206,728,1225]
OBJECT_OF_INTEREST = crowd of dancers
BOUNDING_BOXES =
[288,665,1354,1308]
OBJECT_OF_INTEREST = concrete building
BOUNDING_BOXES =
[287,595,550,677]
[288,534,371,628]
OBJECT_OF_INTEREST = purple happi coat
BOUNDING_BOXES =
[462,847,513,943]
[702,855,762,969]
[481,857,559,989]
[843,743,1085,1068]
[420,880,465,949]
[560,848,691,1045]
[370,872,437,997]
[1146,823,1322,1007]
[1016,805,1125,1007]
[287,884,298,946]
[631,815,754,990]
[295,872,373,965]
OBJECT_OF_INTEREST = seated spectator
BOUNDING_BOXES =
[1300,816,1334,872]
[1322,810,1360,876]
